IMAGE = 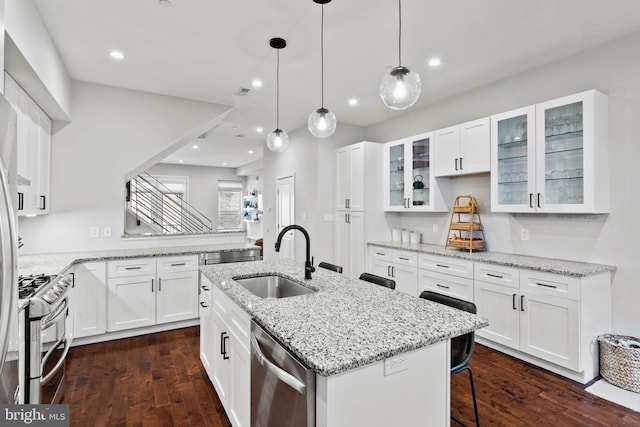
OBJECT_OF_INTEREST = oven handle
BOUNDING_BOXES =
[41,299,69,331]
[41,337,70,384]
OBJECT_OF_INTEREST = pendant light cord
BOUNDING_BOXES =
[276,48,280,129]
[321,4,325,108]
[398,0,402,66]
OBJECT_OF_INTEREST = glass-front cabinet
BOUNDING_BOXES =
[491,90,609,213]
[384,132,448,212]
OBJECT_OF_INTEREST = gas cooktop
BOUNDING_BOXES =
[18,274,55,300]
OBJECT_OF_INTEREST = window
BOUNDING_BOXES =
[218,180,243,230]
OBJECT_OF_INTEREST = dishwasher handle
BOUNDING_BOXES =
[250,335,306,394]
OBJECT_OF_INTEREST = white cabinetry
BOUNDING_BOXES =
[73,262,107,338]
[201,275,251,427]
[417,254,474,302]
[474,262,611,382]
[368,247,418,296]
[4,73,51,216]
[383,132,448,211]
[334,142,387,280]
[107,255,199,332]
[491,90,609,213]
[434,117,490,177]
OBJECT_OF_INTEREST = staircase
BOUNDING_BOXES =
[126,172,213,234]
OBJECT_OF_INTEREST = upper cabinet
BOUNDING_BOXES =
[383,132,448,212]
[491,90,609,213]
[336,142,383,211]
[4,73,51,216]
[434,117,491,177]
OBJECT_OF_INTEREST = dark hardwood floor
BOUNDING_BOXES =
[63,327,640,426]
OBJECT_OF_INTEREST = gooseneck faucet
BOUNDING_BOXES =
[275,225,315,279]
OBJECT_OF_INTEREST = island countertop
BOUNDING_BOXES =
[200,259,488,376]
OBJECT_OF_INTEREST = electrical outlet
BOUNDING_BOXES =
[521,228,530,241]
[433,224,439,233]
[384,354,409,376]
[90,226,99,238]
[103,227,112,238]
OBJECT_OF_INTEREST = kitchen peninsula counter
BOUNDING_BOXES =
[18,242,260,277]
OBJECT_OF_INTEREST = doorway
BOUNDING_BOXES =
[276,174,295,260]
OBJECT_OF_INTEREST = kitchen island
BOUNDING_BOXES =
[200,259,488,427]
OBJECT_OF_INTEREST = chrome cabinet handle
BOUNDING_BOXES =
[125,266,142,270]
[200,301,209,308]
[158,278,162,292]
[459,157,463,170]
[399,257,409,261]
[537,193,542,208]
[436,264,449,269]
[221,332,229,360]
[201,285,210,291]
[250,335,306,394]
[455,158,458,171]
[487,273,504,279]
[535,282,558,289]
[171,262,186,267]
[520,295,525,311]
[40,195,46,210]
[436,284,450,289]
[151,278,154,292]
[529,193,534,208]
[512,294,517,310]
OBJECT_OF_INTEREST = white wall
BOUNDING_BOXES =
[365,30,640,335]
[4,0,72,120]
[262,123,366,264]
[147,163,245,225]
[17,81,236,254]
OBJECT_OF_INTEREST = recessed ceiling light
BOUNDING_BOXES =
[256,127,264,133]
[252,79,263,88]
[109,50,125,60]
[223,162,227,166]
[192,144,199,149]
[159,0,172,6]
[348,98,358,106]
[428,57,442,67]
[248,150,254,154]
[178,160,184,163]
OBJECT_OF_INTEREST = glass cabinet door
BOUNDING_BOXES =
[540,101,584,207]
[491,106,536,212]
[410,137,430,209]
[387,141,406,209]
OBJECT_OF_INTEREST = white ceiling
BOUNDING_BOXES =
[34,0,640,168]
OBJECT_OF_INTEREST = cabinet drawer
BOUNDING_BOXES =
[418,270,474,302]
[211,285,232,324]
[370,247,393,263]
[108,258,156,278]
[200,273,213,299]
[393,250,417,267]
[474,263,520,289]
[520,270,580,301]
[418,254,473,279]
[157,255,198,274]
[230,308,251,353]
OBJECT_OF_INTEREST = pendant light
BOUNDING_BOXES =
[308,0,337,138]
[266,37,290,153]
[379,0,421,110]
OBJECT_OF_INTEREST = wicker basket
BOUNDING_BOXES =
[598,334,640,393]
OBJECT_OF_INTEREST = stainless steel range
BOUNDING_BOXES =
[19,272,73,404]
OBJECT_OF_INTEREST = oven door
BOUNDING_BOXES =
[39,298,71,404]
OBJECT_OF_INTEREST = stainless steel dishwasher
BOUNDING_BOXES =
[250,321,315,427]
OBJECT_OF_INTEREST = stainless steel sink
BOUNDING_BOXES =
[232,274,317,299]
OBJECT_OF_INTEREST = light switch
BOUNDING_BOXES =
[90,226,99,238]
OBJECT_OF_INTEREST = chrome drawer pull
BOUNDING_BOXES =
[436,284,450,289]
[436,264,449,268]
[171,262,186,267]
[487,273,504,279]
[125,266,142,270]
[535,282,558,289]
[200,301,209,308]
[399,257,410,261]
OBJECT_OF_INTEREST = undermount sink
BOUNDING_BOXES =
[232,274,317,299]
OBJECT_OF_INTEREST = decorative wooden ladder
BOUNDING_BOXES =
[445,194,486,252]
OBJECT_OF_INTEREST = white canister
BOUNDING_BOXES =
[410,232,421,244]
[401,230,411,242]
[392,228,402,242]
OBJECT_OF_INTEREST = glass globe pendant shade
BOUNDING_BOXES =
[266,128,290,153]
[379,66,421,110]
[308,107,337,138]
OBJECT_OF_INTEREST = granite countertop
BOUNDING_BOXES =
[201,259,488,377]
[18,242,260,277]
[368,241,616,277]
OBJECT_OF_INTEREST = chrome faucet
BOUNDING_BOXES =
[275,225,315,279]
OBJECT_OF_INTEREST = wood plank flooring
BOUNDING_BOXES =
[63,327,640,426]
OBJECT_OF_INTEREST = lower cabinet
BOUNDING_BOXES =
[417,253,474,302]
[201,274,251,427]
[474,262,609,381]
[73,262,107,339]
[368,247,418,296]
[107,256,199,332]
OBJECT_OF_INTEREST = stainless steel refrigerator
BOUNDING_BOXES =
[0,94,19,404]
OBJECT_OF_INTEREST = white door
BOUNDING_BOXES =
[392,264,418,296]
[276,174,295,260]
[459,117,491,174]
[474,281,520,349]
[73,262,107,338]
[334,212,350,277]
[335,147,350,210]
[156,270,198,324]
[107,274,156,331]
[434,125,460,177]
